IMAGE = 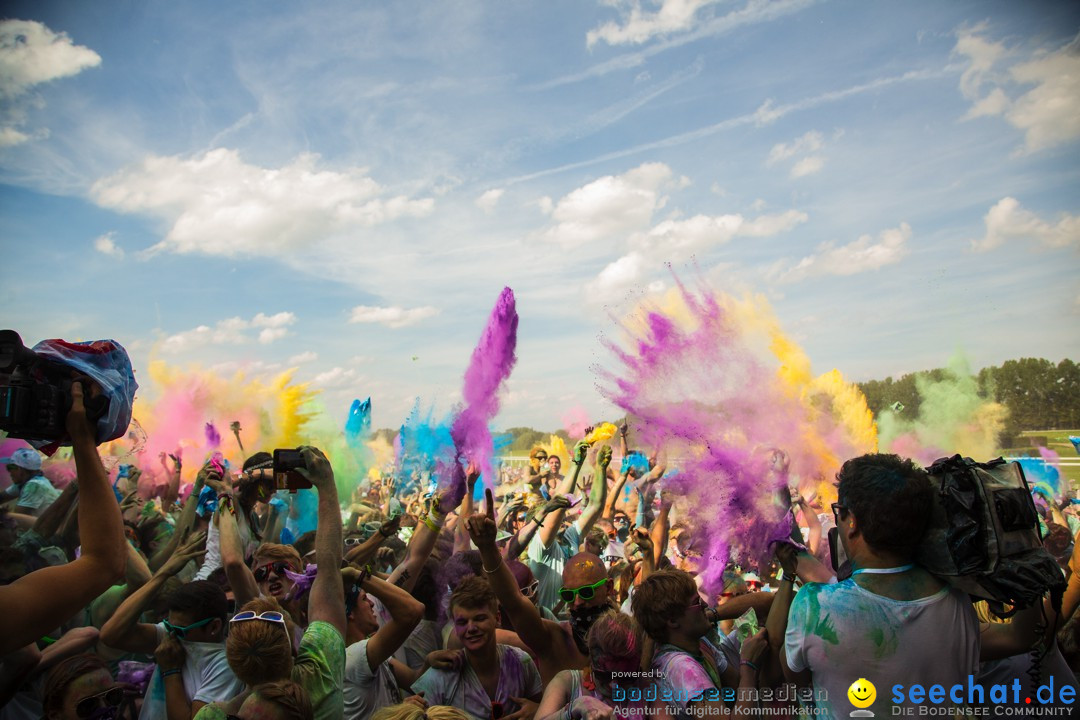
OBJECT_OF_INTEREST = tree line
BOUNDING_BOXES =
[857,358,1080,440]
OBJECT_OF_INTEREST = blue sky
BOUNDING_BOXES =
[1,0,1077,431]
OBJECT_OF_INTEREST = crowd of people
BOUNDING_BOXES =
[2,389,1080,720]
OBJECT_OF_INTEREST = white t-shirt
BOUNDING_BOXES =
[412,644,543,720]
[138,624,244,720]
[784,579,979,719]
[527,524,581,612]
[194,511,258,581]
[343,638,401,720]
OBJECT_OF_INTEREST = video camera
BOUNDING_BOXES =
[0,330,136,447]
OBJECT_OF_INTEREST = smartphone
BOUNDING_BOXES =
[273,448,312,492]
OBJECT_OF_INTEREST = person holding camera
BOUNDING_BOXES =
[1,447,60,518]
[0,380,127,655]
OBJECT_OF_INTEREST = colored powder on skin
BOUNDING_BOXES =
[598,276,877,592]
[450,287,519,488]
[877,353,1007,466]
[204,422,221,448]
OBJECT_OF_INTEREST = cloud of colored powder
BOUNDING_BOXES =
[598,277,877,590]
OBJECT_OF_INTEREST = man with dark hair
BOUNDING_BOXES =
[101,536,243,720]
[411,576,543,719]
[780,453,1052,718]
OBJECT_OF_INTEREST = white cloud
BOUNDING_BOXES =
[0,20,101,148]
[541,162,675,247]
[587,208,808,303]
[90,149,435,257]
[767,131,823,165]
[93,232,123,257]
[475,188,504,213]
[348,305,440,328]
[773,223,912,283]
[585,251,649,304]
[0,125,30,147]
[953,28,1080,152]
[767,131,827,177]
[790,156,824,178]
[288,351,318,365]
[971,197,1080,252]
[162,311,297,353]
[311,366,360,389]
[587,0,723,48]
[0,20,101,98]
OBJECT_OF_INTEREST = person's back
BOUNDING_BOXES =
[782,454,980,719]
[785,569,979,718]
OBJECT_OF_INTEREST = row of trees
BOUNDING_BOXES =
[858,358,1080,439]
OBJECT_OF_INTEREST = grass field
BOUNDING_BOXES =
[1000,429,1080,493]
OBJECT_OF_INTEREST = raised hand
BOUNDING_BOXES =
[573,441,589,465]
[539,495,571,519]
[157,530,207,578]
[597,445,613,469]
[154,634,185,673]
[465,488,498,549]
[297,446,335,490]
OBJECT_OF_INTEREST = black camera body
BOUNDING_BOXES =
[273,448,313,492]
[0,330,108,442]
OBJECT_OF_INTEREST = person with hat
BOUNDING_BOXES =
[1,447,60,517]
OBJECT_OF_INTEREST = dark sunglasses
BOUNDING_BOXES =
[558,578,607,604]
[491,701,505,719]
[831,502,848,522]
[163,616,214,639]
[253,561,292,582]
[75,687,123,718]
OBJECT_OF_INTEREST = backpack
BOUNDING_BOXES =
[916,455,1065,615]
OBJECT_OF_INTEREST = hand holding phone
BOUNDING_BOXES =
[273,448,314,493]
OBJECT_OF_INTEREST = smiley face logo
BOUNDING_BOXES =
[847,678,876,709]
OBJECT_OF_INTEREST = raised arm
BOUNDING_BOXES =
[0,381,126,655]
[30,479,79,540]
[149,467,205,572]
[298,446,345,636]
[576,445,611,535]
[468,489,556,656]
[217,490,260,608]
[361,574,425,668]
[100,531,207,653]
[386,464,475,593]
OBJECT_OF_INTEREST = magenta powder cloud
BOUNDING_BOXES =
[450,287,519,487]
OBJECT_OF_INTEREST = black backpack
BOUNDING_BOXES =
[916,454,1065,615]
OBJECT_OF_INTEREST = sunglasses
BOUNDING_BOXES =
[75,687,123,719]
[558,578,607,604]
[491,701,505,719]
[521,580,539,599]
[344,537,364,547]
[253,561,293,583]
[163,616,214,639]
[831,502,848,523]
[231,610,287,627]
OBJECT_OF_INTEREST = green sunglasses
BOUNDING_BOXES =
[558,578,607,604]
[163,616,214,639]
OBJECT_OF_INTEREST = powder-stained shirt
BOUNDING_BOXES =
[412,644,543,720]
[138,624,244,720]
[293,620,347,720]
[784,579,979,720]
[344,638,401,720]
[15,476,60,515]
[527,524,581,612]
[651,637,728,718]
